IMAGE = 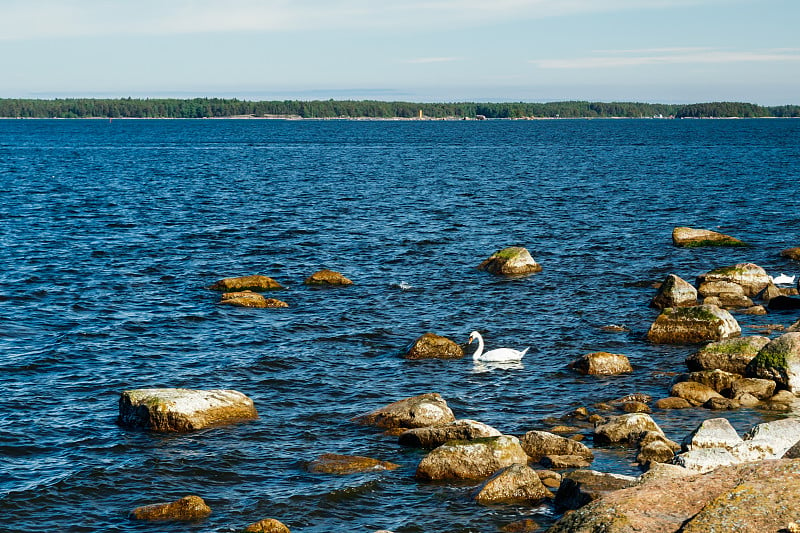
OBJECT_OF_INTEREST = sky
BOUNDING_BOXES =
[1,0,798,104]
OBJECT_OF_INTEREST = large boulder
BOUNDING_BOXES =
[210,275,283,291]
[547,459,800,533]
[303,269,353,286]
[685,336,770,374]
[768,295,800,310]
[553,470,637,511]
[647,304,740,344]
[398,419,500,449]
[671,226,747,248]
[593,413,665,446]
[519,430,594,461]
[669,381,724,406]
[472,463,551,504]
[477,246,542,275]
[568,352,632,375]
[673,447,739,473]
[681,369,741,395]
[218,291,288,308]
[306,453,399,475]
[696,263,770,297]
[681,418,743,452]
[746,332,800,392]
[651,274,698,309]
[730,377,776,400]
[731,417,800,463]
[403,333,464,360]
[130,495,211,521]
[117,388,258,432]
[353,393,455,429]
[415,435,529,481]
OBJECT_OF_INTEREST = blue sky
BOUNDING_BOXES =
[1,0,798,104]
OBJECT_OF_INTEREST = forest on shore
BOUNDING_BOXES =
[1,98,799,119]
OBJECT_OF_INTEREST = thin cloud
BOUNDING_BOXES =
[403,57,461,64]
[0,0,717,40]
[531,48,800,69]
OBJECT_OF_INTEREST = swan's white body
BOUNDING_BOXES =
[771,273,796,285]
[468,331,528,362]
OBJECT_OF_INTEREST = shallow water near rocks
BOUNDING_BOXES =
[1,118,799,532]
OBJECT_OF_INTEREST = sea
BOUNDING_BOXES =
[1,117,799,533]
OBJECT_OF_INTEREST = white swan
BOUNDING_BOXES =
[771,273,796,285]
[468,331,528,362]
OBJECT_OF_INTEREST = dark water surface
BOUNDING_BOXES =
[1,118,799,532]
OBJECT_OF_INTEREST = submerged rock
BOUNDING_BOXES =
[647,304,740,344]
[593,413,665,446]
[353,393,455,429]
[477,246,542,275]
[472,463,551,504]
[685,336,769,374]
[746,332,800,392]
[130,495,211,522]
[780,247,800,261]
[403,333,464,360]
[118,388,258,432]
[415,435,528,481]
[568,352,632,375]
[210,275,283,291]
[671,226,747,248]
[768,295,800,310]
[651,274,698,309]
[219,291,288,308]
[303,269,353,286]
[306,453,399,475]
[398,419,500,449]
[242,518,291,533]
[670,381,724,406]
[696,263,770,297]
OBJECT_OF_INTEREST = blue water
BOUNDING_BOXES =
[1,118,799,533]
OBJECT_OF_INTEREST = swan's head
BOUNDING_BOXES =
[468,331,480,344]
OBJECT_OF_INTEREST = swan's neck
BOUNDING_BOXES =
[472,335,484,360]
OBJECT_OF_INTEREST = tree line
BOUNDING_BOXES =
[0,98,798,119]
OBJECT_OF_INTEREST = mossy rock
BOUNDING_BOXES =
[746,332,800,392]
[477,246,542,275]
[647,305,741,344]
[672,227,748,248]
[130,495,211,522]
[219,291,288,308]
[696,263,770,297]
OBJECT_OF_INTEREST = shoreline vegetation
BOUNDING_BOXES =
[1,98,799,120]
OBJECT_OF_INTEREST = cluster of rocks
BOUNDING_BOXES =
[209,270,353,308]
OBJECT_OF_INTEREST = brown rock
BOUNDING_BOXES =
[117,388,258,432]
[540,455,592,469]
[685,336,769,374]
[219,291,288,308]
[672,227,747,248]
[415,435,529,481]
[780,247,800,261]
[501,518,540,532]
[569,352,632,375]
[703,293,754,309]
[554,470,637,511]
[210,275,282,291]
[306,453,399,475]
[651,274,697,309]
[303,269,353,286]
[519,430,594,461]
[621,401,650,413]
[730,377,776,400]
[593,413,666,445]
[353,393,455,429]
[477,246,542,275]
[655,397,692,409]
[704,397,740,410]
[745,332,800,392]
[473,463,551,504]
[403,332,464,360]
[682,369,741,395]
[670,381,724,406]
[647,304,741,344]
[697,280,745,298]
[696,263,770,297]
[637,439,676,466]
[242,518,291,533]
[130,495,211,522]
[398,419,500,449]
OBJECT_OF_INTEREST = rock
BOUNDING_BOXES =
[501,519,540,532]
[398,419,501,449]
[731,417,800,462]
[651,274,697,309]
[697,280,746,298]
[593,413,665,445]
[540,455,592,469]
[554,469,637,511]
[242,518,291,533]
[117,388,258,432]
[219,291,288,308]
[519,430,594,461]
[568,352,632,375]
[353,393,455,429]
[737,305,767,315]
[415,435,529,481]
[669,381,724,406]
[130,495,211,521]
[769,390,798,404]
[736,392,761,407]
[655,396,692,409]
[681,369,741,395]
[672,226,747,248]
[637,462,695,483]
[681,418,742,451]
[303,269,353,286]
[472,463,551,504]
[477,246,542,275]
[403,332,464,360]
[537,469,562,488]
[730,377,776,400]
[790,318,800,332]
[760,282,783,303]
[647,304,741,344]
[548,459,800,533]
[696,263,770,297]
[703,293,754,309]
[783,440,800,459]
[704,397,740,410]
[210,275,282,291]
[768,295,800,310]
[746,332,800,392]
[674,447,739,473]
[621,401,650,413]
[306,453,399,475]
[685,336,769,374]
[637,439,675,466]
[781,247,800,261]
